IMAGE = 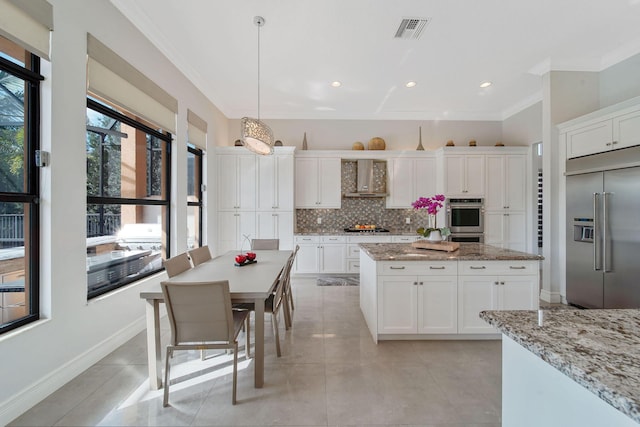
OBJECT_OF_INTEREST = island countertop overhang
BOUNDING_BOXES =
[358,242,544,261]
[480,308,640,424]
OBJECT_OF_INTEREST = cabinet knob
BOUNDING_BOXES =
[354,264,359,268]
[612,141,618,145]
[429,266,446,270]
[500,281,505,285]
[470,266,486,270]
[419,281,424,285]
[509,266,526,270]
[389,266,406,270]
[606,142,612,146]
[413,282,418,286]
[494,281,499,285]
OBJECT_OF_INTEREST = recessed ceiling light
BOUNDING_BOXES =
[480,81,492,88]
[331,81,342,87]
[405,81,417,88]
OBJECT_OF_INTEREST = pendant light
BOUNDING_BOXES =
[241,16,274,155]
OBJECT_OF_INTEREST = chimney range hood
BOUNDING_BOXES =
[343,159,388,198]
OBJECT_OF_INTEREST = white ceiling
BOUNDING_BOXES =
[110,0,640,121]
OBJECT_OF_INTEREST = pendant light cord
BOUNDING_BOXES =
[257,20,261,121]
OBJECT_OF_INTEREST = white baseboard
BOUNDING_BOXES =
[0,317,146,426]
[539,289,563,303]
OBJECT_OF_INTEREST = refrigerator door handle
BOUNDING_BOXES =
[603,192,612,272]
[593,192,602,271]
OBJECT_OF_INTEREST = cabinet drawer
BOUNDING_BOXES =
[378,261,457,276]
[458,260,538,275]
[320,235,346,243]
[347,260,361,273]
[294,235,319,244]
[347,244,361,258]
[347,235,392,244]
[391,235,419,243]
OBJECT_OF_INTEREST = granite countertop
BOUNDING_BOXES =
[358,242,543,261]
[480,309,640,423]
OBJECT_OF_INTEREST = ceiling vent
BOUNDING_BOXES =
[394,17,430,40]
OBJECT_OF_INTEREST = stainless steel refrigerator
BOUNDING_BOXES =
[566,146,640,308]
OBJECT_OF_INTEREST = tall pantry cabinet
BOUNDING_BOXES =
[216,147,295,254]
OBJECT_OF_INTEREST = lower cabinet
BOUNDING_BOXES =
[293,236,347,273]
[458,261,539,334]
[256,211,294,250]
[218,211,255,254]
[377,261,458,335]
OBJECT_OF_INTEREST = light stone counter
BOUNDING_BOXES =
[480,309,640,425]
[359,242,543,261]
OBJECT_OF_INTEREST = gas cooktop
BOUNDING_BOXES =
[343,227,390,233]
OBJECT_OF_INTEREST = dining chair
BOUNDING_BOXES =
[238,255,293,358]
[188,245,212,266]
[282,245,299,330]
[161,280,249,406]
[250,239,279,250]
[163,253,192,278]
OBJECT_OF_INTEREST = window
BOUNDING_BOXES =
[187,145,203,249]
[0,35,42,333]
[86,98,171,299]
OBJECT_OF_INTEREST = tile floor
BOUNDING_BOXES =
[10,277,502,427]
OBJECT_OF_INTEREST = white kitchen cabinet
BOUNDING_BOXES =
[391,235,420,243]
[292,235,346,273]
[387,157,437,208]
[217,153,256,211]
[563,103,640,159]
[256,211,294,250]
[257,152,294,211]
[485,155,526,211]
[294,157,341,208]
[484,211,526,252]
[458,261,538,334]
[442,154,485,197]
[346,235,393,273]
[217,211,256,254]
[377,262,458,335]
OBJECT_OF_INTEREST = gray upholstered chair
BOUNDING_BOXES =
[250,239,279,250]
[163,253,192,278]
[160,280,249,406]
[188,245,212,266]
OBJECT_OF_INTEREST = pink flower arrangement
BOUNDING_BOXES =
[412,194,445,215]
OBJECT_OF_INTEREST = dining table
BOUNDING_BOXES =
[139,249,291,390]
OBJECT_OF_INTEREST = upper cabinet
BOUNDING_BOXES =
[561,98,640,159]
[295,156,341,208]
[441,154,485,197]
[217,152,256,211]
[485,154,527,212]
[387,156,437,208]
[256,150,295,211]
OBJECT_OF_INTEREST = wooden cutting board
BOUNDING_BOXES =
[411,240,460,252]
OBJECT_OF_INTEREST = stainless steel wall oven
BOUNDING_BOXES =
[446,198,484,234]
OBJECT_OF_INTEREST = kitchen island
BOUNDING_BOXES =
[358,242,542,342]
[480,309,640,427]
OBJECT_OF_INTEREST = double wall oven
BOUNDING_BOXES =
[446,198,484,243]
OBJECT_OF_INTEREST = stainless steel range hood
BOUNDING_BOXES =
[343,159,388,198]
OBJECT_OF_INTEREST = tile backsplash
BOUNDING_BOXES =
[295,160,430,233]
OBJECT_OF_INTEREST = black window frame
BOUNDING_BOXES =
[187,144,203,248]
[86,98,172,299]
[0,52,42,334]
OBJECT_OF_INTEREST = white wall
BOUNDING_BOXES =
[228,118,506,150]
[502,102,542,145]
[599,53,640,108]
[0,0,228,424]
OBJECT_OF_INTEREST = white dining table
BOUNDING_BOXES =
[139,249,291,390]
